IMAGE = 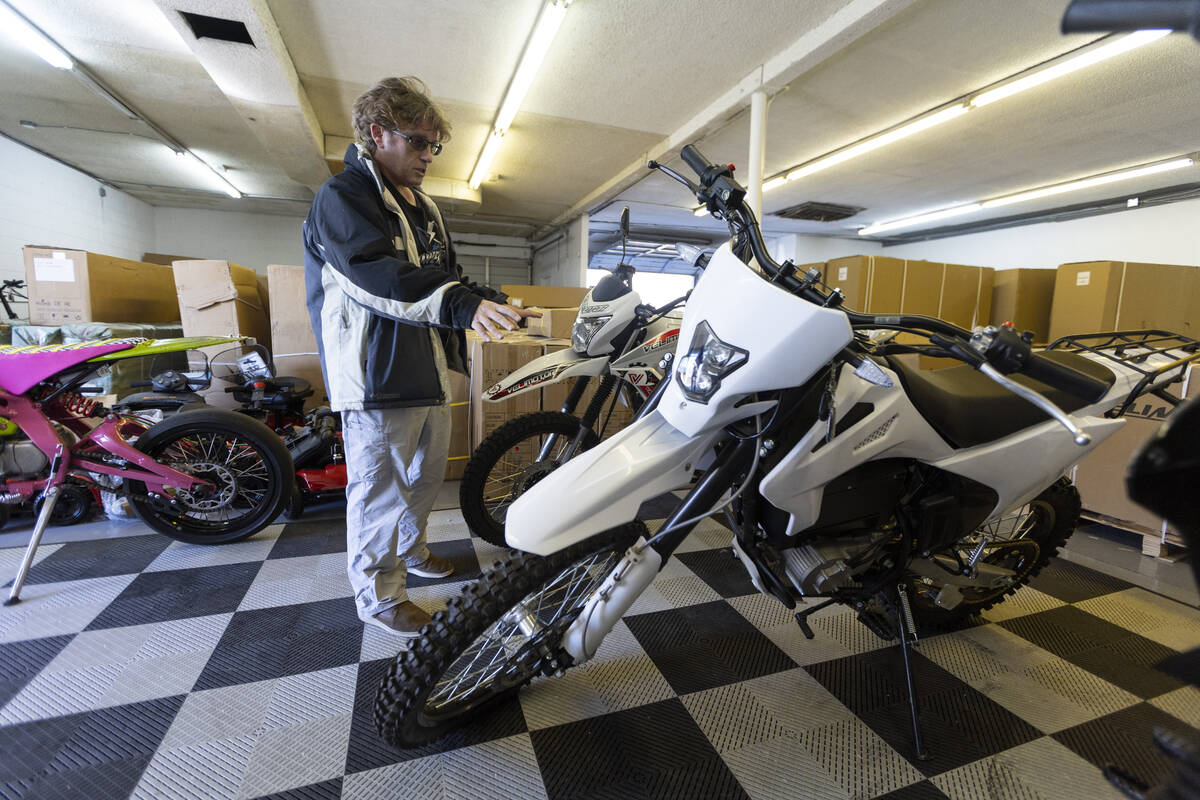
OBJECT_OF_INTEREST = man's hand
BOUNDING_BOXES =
[471,300,542,342]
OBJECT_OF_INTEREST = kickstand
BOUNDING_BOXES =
[793,597,837,640]
[894,583,931,761]
[5,447,63,606]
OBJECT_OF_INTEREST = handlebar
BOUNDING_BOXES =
[1023,352,1110,403]
[663,142,1111,442]
[1061,0,1198,35]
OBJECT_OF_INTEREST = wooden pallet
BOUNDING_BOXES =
[1079,510,1189,560]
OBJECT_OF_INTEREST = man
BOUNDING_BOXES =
[303,76,537,637]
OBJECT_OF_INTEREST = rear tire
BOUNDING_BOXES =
[459,411,599,547]
[125,408,293,544]
[907,477,1079,629]
[374,521,645,747]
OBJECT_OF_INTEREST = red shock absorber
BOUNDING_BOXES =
[55,391,100,417]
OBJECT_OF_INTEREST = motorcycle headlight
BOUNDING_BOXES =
[675,320,747,403]
[572,315,611,353]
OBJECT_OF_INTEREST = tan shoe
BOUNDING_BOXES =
[406,552,454,578]
[366,601,433,638]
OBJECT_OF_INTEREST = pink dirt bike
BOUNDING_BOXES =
[1,336,293,606]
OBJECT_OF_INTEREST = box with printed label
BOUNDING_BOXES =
[23,247,181,325]
[1047,261,1196,342]
[466,332,548,448]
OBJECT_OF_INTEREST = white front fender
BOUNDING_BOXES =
[505,410,720,555]
[484,347,608,402]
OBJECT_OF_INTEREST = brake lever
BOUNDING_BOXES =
[977,363,1091,445]
[647,160,702,195]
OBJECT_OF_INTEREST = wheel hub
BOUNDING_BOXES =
[173,461,239,511]
[514,460,560,496]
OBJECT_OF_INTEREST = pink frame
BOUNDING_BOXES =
[0,390,210,498]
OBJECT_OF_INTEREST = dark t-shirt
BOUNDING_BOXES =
[382,177,447,269]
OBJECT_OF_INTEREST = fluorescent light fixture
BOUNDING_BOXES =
[859,203,983,236]
[981,158,1192,208]
[859,156,1194,235]
[469,131,504,191]
[175,149,242,198]
[0,1,73,69]
[971,30,1169,108]
[762,175,788,192]
[469,0,568,190]
[787,104,968,182]
[494,0,567,133]
[693,205,709,217]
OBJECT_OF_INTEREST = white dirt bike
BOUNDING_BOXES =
[374,145,1200,757]
[459,207,692,547]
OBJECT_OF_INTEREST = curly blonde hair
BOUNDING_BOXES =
[352,77,451,155]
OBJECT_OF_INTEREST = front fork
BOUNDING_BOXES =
[561,434,755,662]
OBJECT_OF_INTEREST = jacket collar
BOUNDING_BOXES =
[344,142,450,265]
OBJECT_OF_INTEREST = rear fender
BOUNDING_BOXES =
[505,410,721,555]
[484,348,608,402]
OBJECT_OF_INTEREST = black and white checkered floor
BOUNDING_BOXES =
[2,499,1199,800]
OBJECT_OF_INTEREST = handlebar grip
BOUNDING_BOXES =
[1022,353,1110,403]
[1061,0,1196,32]
[130,381,152,388]
[680,145,711,178]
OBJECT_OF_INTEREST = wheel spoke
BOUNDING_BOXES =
[427,549,621,712]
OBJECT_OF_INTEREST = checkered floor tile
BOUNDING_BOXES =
[2,505,1198,799]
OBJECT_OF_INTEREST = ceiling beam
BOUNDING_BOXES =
[153,0,331,192]
[547,0,919,234]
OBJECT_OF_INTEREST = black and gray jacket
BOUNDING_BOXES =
[303,144,503,411]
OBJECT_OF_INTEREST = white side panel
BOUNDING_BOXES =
[484,348,606,402]
[931,416,1125,516]
[659,243,853,438]
[506,410,719,555]
[759,362,956,534]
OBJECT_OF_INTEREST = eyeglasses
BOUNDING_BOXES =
[392,131,443,155]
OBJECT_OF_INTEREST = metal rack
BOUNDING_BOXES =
[1043,330,1200,417]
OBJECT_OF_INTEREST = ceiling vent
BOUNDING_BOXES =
[179,11,255,46]
[772,201,864,222]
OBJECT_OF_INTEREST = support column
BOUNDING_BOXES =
[747,90,768,219]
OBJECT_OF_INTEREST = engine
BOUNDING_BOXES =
[781,534,879,595]
[0,439,49,479]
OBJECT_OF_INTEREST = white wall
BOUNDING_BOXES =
[154,207,307,272]
[768,233,882,266]
[879,200,1200,268]
[533,215,588,287]
[0,136,156,304]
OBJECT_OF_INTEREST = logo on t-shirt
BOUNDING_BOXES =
[417,222,445,267]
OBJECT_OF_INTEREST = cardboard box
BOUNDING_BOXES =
[523,307,578,339]
[23,247,181,325]
[174,260,271,346]
[445,370,471,480]
[940,264,994,331]
[989,268,1057,344]
[174,261,272,410]
[1047,261,1198,343]
[267,264,327,409]
[501,284,590,308]
[823,256,906,313]
[1073,366,1195,537]
[142,252,202,266]
[466,332,547,448]
[900,260,944,320]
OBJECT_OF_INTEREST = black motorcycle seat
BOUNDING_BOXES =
[885,351,1116,449]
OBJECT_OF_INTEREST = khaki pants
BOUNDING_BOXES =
[342,331,452,620]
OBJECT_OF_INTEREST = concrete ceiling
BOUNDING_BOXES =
[0,0,1196,246]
